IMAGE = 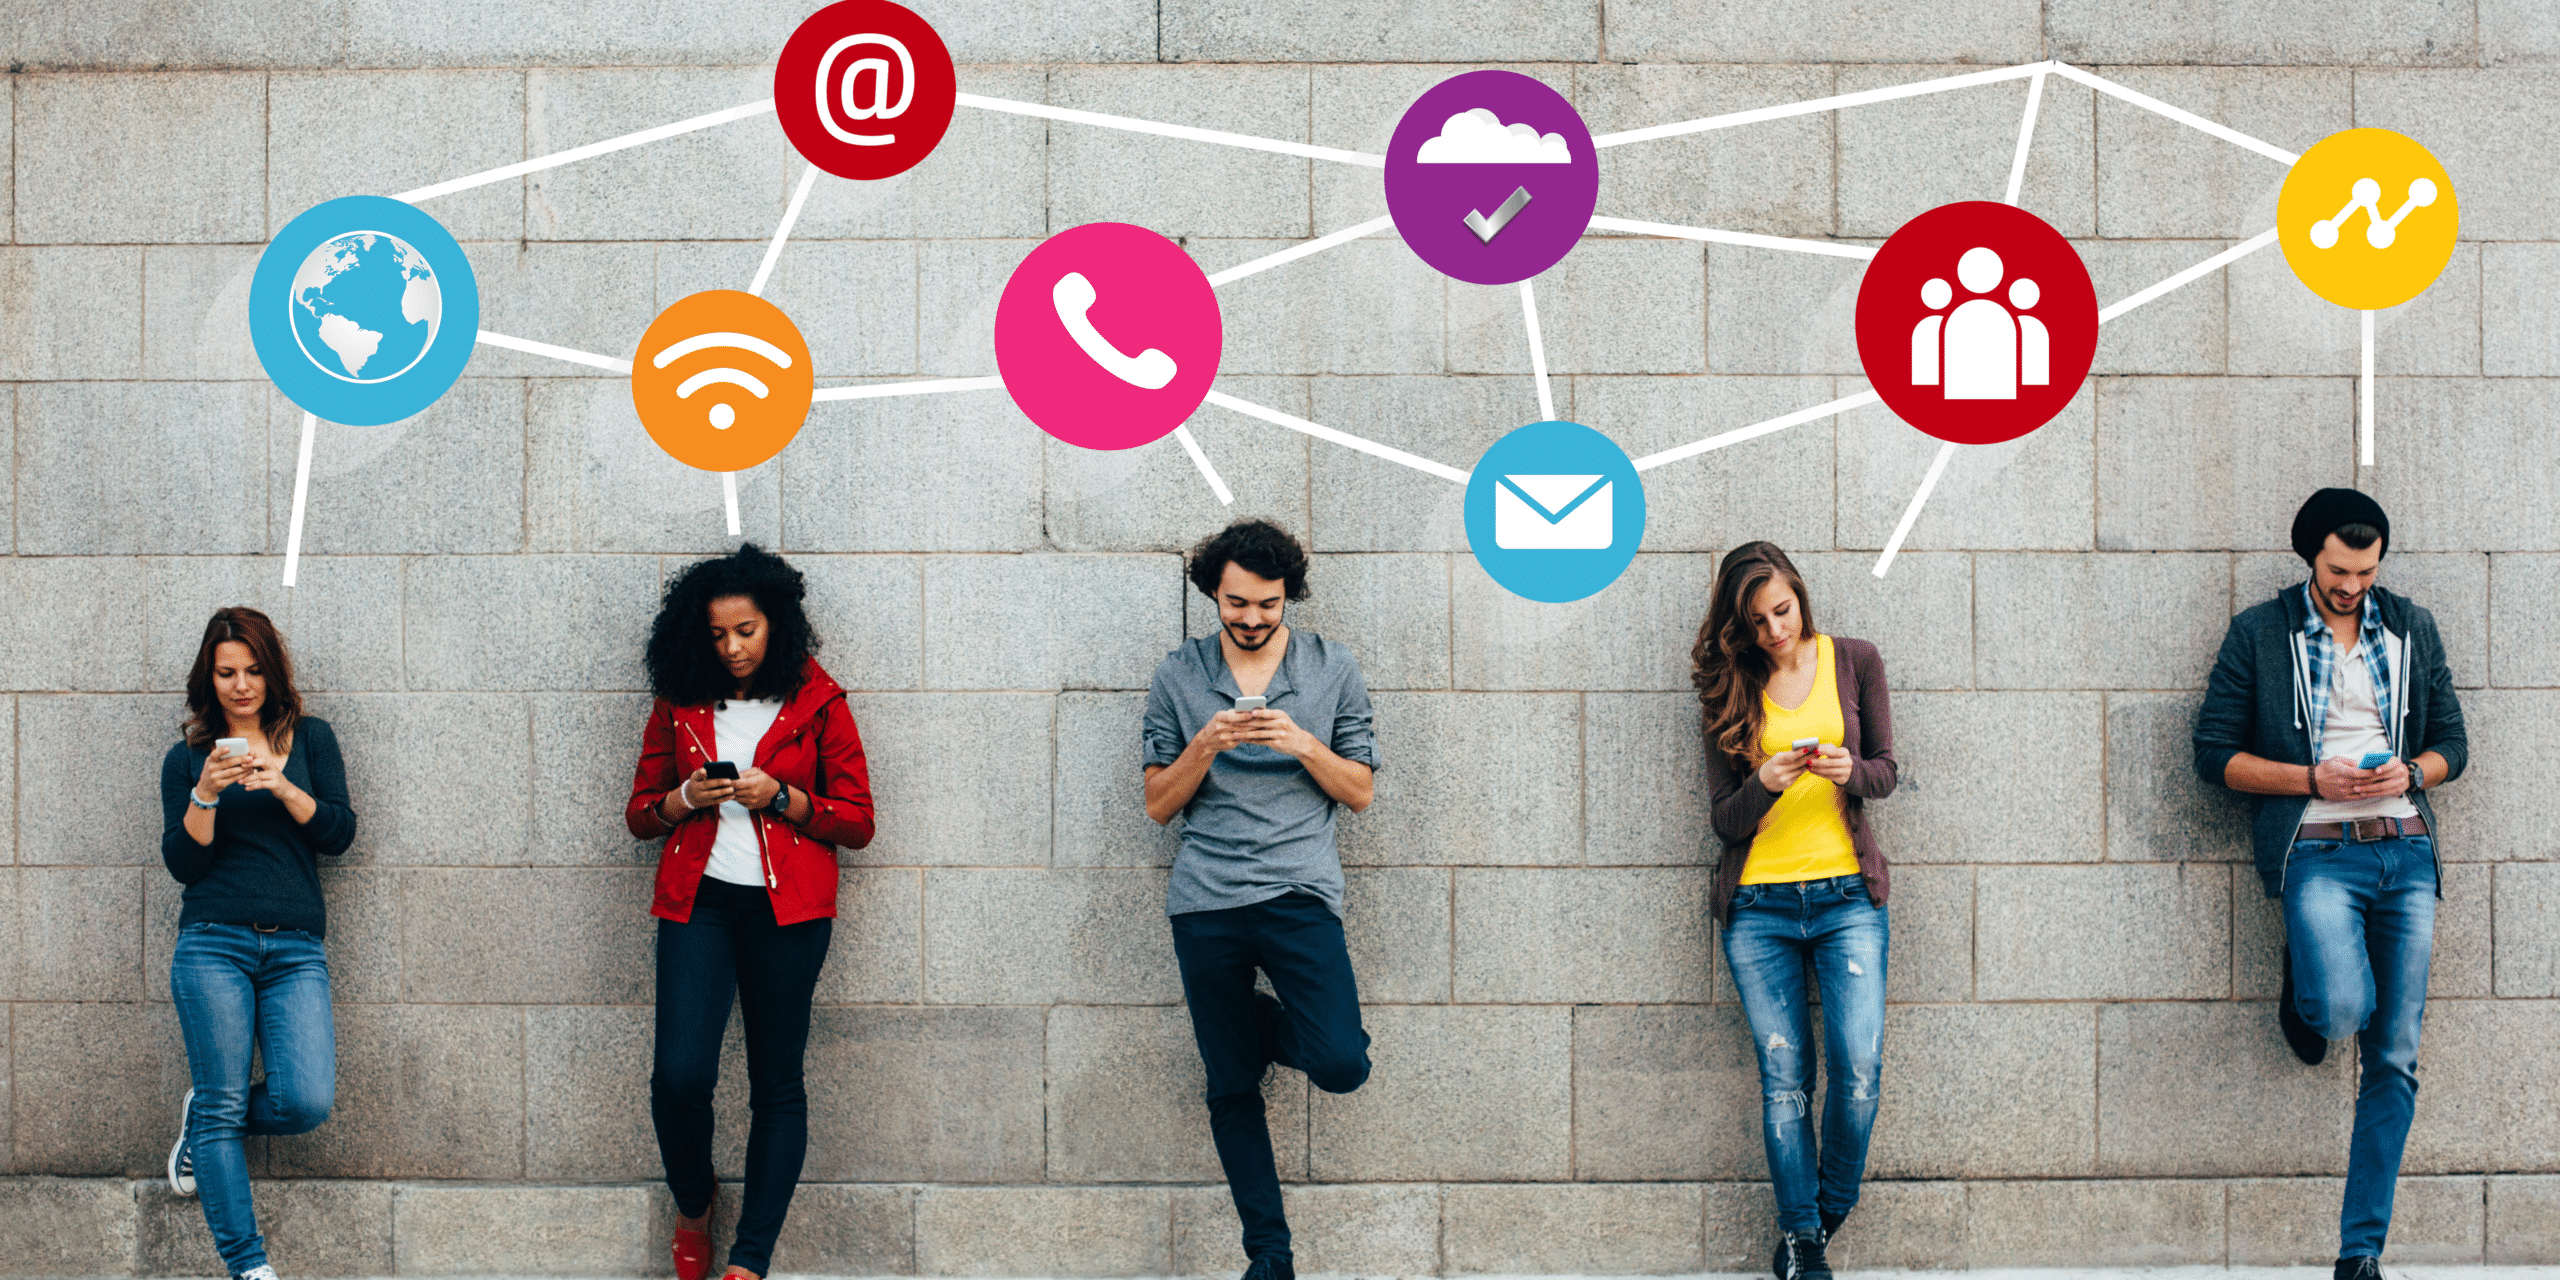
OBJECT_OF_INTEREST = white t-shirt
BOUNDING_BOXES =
[705,697,783,886]
[2301,637,2419,825]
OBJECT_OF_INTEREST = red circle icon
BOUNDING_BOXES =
[774,0,957,181]
[1854,201,2096,446]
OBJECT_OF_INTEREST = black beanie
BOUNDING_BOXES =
[2291,488,2390,564]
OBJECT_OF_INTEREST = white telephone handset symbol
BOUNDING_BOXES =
[1052,272,1177,390]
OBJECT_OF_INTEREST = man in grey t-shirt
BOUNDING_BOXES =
[1142,519,1377,1280]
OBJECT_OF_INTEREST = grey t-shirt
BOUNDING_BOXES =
[1142,629,1380,918]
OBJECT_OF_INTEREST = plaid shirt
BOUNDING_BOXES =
[2301,581,2393,755]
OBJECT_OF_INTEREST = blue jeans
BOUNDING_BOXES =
[1169,892,1373,1264]
[1722,874,1889,1240]
[170,923,337,1277]
[2285,834,2435,1260]
[652,877,833,1277]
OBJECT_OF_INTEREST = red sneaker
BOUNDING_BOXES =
[671,1185,715,1280]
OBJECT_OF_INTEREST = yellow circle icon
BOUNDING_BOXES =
[631,290,816,472]
[2277,128,2457,311]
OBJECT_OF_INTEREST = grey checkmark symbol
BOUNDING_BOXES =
[1463,186,1533,244]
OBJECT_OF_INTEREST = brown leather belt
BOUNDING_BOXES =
[2298,814,2427,843]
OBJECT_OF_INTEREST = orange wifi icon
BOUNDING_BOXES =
[632,290,815,472]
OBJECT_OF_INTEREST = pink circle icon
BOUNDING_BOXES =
[993,222,1222,450]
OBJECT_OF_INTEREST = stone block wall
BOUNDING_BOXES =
[2,0,2556,1272]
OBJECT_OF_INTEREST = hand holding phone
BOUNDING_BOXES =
[198,738,255,799]
[703,760,741,780]
[1790,737,1820,755]
[2357,751,2393,770]
[1233,695,1268,715]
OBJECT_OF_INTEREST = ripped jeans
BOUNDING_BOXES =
[1722,873,1889,1240]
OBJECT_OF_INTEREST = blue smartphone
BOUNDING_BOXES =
[2357,751,2393,769]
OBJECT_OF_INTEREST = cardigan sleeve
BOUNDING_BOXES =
[1840,638,1899,801]
[1701,708,1781,848]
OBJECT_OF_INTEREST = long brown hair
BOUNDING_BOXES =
[1690,541,1818,768]
[182,607,303,753]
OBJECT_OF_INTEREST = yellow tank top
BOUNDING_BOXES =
[1742,633,1862,885]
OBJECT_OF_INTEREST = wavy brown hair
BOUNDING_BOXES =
[182,607,304,753]
[1690,542,1817,769]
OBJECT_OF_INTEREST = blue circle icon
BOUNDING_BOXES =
[1463,420,1646,603]
[251,196,479,426]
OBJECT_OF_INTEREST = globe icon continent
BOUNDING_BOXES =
[289,232,443,384]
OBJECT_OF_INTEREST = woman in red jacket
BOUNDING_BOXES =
[624,544,875,1280]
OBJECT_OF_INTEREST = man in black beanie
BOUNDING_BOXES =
[2192,488,2467,1280]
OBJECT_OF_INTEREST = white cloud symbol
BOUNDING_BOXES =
[1415,107,1572,165]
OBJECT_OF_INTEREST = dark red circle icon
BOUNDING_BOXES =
[1854,201,2096,446]
[774,0,957,181]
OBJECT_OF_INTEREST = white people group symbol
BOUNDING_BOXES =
[247,2,2459,597]
[1910,248,2050,402]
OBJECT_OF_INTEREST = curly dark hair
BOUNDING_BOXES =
[645,543,821,707]
[1187,519,1313,602]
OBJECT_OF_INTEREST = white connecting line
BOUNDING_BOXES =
[1875,63,2052,578]
[1521,281,1557,423]
[1204,390,1470,485]
[1850,60,2296,577]
[280,59,2306,583]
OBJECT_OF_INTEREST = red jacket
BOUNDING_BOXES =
[625,657,876,925]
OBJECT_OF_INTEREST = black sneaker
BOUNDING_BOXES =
[1771,1232,1831,1280]
[2280,949,2328,1065]
[2333,1257,2382,1280]
[1240,1254,1294,1280]
[1818,1208,1847,1242]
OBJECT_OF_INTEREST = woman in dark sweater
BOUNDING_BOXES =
[1694,543,1899,1280]
[624,545,875,1280]
[159,607,355,1280]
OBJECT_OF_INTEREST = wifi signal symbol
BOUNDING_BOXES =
[631,290,816,473]
[653,331,797,430]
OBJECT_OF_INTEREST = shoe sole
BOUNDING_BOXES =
[168,1087,195,1197]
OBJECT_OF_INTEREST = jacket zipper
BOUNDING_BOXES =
[682,711,781,892]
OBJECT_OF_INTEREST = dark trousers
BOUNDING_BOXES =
[1169,892,1373,1264]
[651,877,833,1276]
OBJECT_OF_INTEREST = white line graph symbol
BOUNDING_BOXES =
[282,57,2329,588]
[2310,177,2439,250]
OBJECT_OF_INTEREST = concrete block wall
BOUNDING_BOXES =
[3,0,2556,1273]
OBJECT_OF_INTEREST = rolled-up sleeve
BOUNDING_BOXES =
[1141,665,1184,769]
[1328,662,1380,772]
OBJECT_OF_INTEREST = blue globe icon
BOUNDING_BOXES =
[287,231,443,384]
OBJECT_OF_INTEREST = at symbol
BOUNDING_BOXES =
[2311,177,2438,250]
[818,33,915,147]
[652,332,797,430]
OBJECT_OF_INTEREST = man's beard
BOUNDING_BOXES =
[1226,620,1278,650]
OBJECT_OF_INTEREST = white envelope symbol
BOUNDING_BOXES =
[1494,474,1613,550]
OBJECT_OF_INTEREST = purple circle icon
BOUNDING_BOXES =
[1384,70,1598,286]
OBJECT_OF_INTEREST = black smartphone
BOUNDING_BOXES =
[703,760,740,780]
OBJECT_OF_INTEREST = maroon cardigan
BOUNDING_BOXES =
[1703,634,1898,925]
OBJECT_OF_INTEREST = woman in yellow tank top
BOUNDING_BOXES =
[1692,541,1900,1280]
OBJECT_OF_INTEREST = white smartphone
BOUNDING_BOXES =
[1791,737,1820,753]
[1233,696,1268,714]
[214,737,249,759]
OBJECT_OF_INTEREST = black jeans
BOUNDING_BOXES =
[1169,891,1373,1264]
[651,877,833,1276]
